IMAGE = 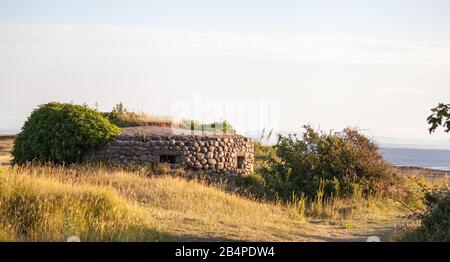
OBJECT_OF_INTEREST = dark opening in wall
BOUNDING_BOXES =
[160,154,177,164]
[237,156,245,169]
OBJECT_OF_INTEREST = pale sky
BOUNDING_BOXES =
[1,0,450,148]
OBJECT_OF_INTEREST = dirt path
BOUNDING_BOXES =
[299,210,407,242]
[300,221,394,242]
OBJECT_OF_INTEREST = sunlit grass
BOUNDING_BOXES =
[0,166,166,241]
[0,165,306,241]
[0,164,411,242]
[0,134,424,242]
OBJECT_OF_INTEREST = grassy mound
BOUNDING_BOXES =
[0,165,305,241]
[0,168,165,241]
[0,165,409,242]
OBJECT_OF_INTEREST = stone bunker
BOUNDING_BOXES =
[84,126,254,177]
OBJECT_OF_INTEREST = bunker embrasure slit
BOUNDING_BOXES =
[160,154,178,164]
[237,156,245,169]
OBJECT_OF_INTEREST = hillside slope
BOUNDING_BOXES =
[0,165,406,242]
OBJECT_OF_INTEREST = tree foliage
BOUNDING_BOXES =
[263,126,396,199]
[427,103,450,133]
[12,102,121,164]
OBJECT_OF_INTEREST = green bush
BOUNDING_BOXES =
[254,142,277,171]
[12,102,121,164]
[403,188,450,241]
[263,125,396,200]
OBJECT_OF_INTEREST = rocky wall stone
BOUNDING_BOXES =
[83,133,255,177]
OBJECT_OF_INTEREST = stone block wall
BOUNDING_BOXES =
[84,133,254,177]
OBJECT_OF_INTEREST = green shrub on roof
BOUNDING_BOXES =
[12,102,121,164]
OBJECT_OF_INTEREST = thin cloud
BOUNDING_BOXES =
[1,24,449,145]
[1,24,450,65]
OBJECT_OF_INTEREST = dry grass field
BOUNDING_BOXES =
[0,164,408,242]
[1,134,447,242]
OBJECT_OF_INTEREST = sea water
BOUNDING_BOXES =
[379,147,450,171]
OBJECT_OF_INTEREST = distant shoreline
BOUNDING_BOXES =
[380,146,450,151]
[394,166,450,180]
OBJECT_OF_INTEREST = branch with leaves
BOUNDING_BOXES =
[427,103,450,133]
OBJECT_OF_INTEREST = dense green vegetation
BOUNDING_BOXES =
[256,126,398,201]
[12,102,120,164]
[400,188,450,241]
[415,188,450,241]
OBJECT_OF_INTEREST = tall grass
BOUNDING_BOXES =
[0,167,166,241]
[284,179,401,224]
[287,192,307,221]
[106,110,173,128]
[0,165,307,241]
[0,164,411,242]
